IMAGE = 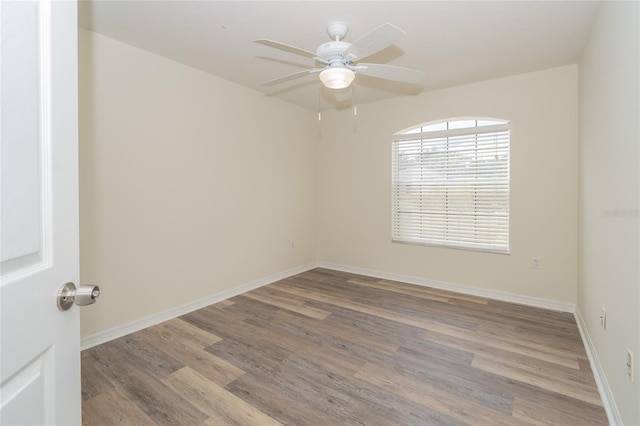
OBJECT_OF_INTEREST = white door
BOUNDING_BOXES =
[1,0,80,424]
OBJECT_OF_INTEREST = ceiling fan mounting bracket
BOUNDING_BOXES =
[327,21,348,41]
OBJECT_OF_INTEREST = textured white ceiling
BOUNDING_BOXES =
[78,1,600,110]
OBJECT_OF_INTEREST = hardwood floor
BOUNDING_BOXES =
[82,268,608,425]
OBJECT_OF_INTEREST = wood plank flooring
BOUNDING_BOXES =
[82,268,608,425]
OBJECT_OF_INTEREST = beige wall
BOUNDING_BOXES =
[317,65,579,303]
[79,30,580,334]
[578,2,640,424]
[79,29,317,337]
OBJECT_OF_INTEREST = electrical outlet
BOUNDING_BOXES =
[600,307,606,329]
[290,240,295,249]
[627,349,635,383]
[531,256,541,269]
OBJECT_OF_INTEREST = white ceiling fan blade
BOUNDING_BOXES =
[255,39,317,59]
[262,68,322,86]
[355,63,425,84]
[342,23,405,61]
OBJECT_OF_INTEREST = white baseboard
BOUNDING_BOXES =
[82,260,618,422]
[82,261,576,350]
[316,261,576,313]
[80,262,316,351]
[82,260,575,347]
[574,308,622,425]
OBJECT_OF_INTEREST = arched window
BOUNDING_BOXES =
[392,118,510,253]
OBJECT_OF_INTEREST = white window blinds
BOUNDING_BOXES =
[392,119,510,253]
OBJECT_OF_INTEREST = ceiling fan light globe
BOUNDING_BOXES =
[319,67,355,89]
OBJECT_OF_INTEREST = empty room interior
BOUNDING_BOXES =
[77,1,639,425]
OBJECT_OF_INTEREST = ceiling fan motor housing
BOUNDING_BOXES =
[316,41,351,62]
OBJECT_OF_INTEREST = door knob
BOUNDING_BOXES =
[57,282,100,311]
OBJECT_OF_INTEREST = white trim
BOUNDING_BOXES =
[80,263,316,351]
[82,261,577,349]
[574,308,622,425]
[316,261,576,313]
[81,260,620,421]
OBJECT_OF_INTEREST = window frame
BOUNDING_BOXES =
[391,117,510,254]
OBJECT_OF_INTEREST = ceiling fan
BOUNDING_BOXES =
[255,22,425,90]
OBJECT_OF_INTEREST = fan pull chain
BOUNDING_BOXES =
[318,87,322,121]
[353,83,357,115]
[317,87,323,137]
[353,84,358,132]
